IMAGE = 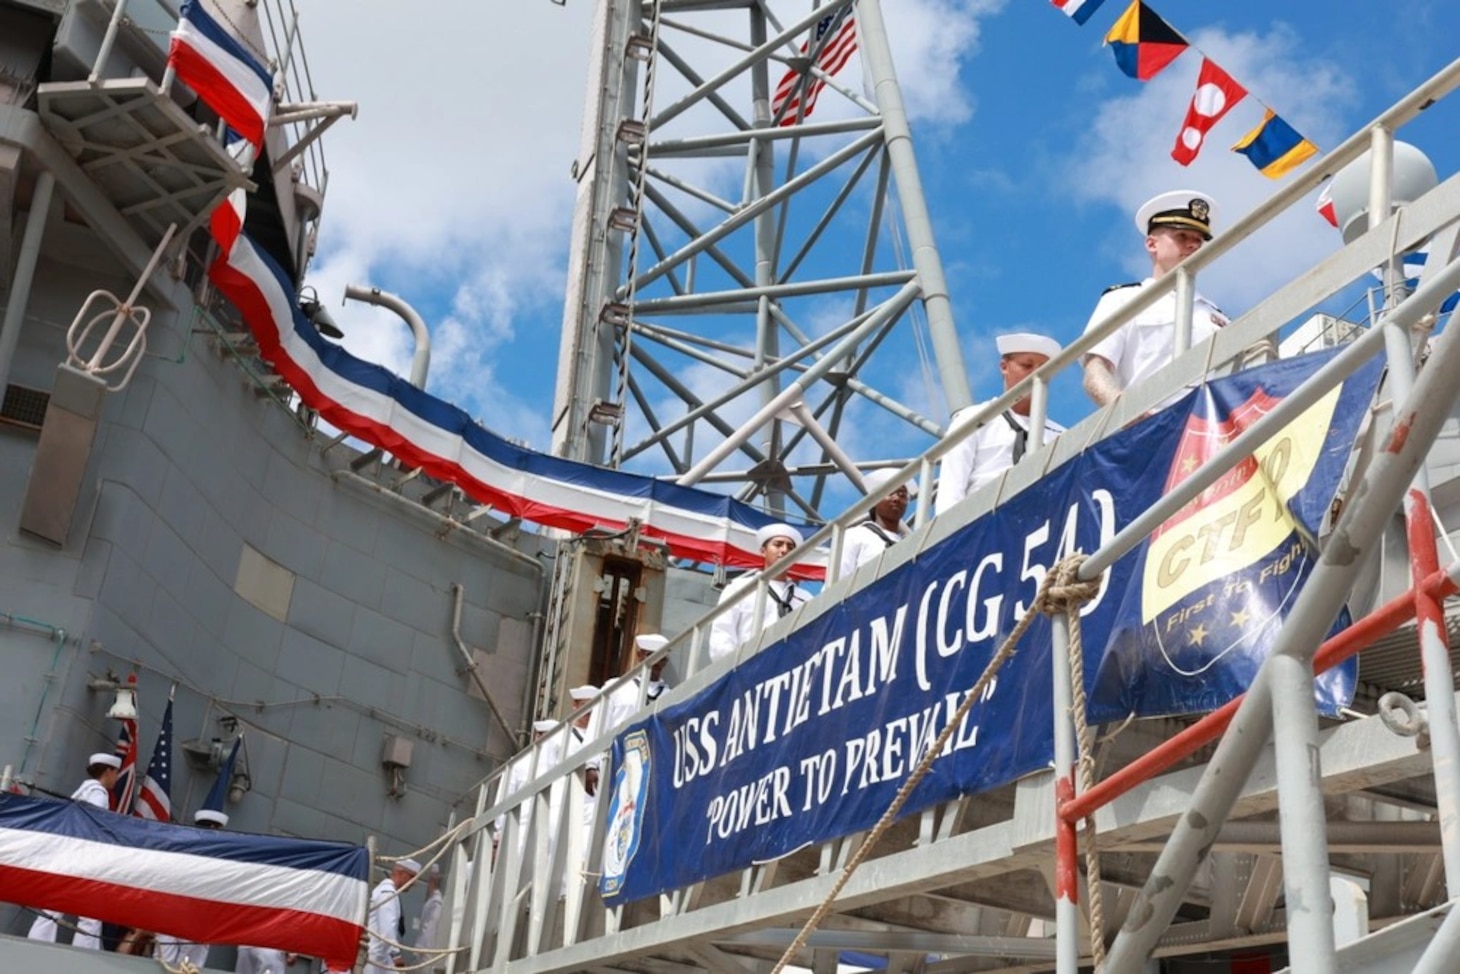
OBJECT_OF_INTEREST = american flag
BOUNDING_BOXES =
[110,716,138,815]
[771,4,859,127]
[135,690,174,822]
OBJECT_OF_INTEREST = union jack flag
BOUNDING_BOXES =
[110,716,138,815]
[771,4,859,126]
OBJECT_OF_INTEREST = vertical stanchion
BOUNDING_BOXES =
[1268,651,1336,971]
[1381,314,1460,891]
[1050,610,1082,974]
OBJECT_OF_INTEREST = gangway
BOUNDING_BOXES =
[440,37,1460,974]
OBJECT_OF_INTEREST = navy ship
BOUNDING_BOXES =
[3,1,1460,973]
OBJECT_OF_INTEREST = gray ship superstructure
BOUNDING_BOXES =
[0,0,556,964]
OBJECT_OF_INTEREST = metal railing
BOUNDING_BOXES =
[433,56,1460,974]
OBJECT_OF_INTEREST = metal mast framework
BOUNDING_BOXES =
[550,0,970,522]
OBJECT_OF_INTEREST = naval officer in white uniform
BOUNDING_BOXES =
[1082,190,1229,409]
[936,332,1066,515]
[709,524,810,662]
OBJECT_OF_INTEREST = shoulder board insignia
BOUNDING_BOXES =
[1102,282,1140,294]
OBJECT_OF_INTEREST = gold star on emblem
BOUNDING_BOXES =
[1188,623,1210,646]
[1181,455,1198,473]
[1229,608,1251,628]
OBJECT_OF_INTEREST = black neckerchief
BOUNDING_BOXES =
[1002,410,1029,464]
[767,580,798,618]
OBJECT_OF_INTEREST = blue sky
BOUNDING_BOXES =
[295,0,1460,517]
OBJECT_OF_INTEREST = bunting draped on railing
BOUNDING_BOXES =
[0,793,367,969]
[1048,0,1319,178]
[208,193,823,575]
[165,5,824,577]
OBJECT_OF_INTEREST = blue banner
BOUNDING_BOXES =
[600,350,1382,902]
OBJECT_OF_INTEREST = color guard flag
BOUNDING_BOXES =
[1050,0,1106,26]
[110,715,138,815]
[168,0,274,147]
[771,4,859,126]
[1105,0,1188,81]
[1232,109,1318,178]
[1171,59,1247,165]
[134,689,175,822]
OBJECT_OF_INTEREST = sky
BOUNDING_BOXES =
[288,0,1460,521]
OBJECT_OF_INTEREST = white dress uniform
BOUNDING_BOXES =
[708,575,810,662]
[936,402,1066,515]
[413,889,443,958]
[493,728,564,855]
[27,776,112,948]
[235,945,290,973]
[1082,279,1228,408]
[604,674,669,732]
[838,519,908,577]
[364,877,405,974]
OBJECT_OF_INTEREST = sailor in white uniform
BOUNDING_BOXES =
[839,469,915,576]
[27,752,120,949]
[365,857,421,974]
[936,333,1067,515]
[709,524,811,662]
[1082,190,1229,409]
[493,720,562,855]
[411,865,444,962]
[605,633,672,731]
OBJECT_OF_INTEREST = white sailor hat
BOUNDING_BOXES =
[532,719,558,734]
[1135,190,1216,240]
[397,857,423,875]
[754,523,803,549]
[862,468,918,499]
[568,685,598,702]
[88,752,122,770]
[995,332,1061,361]
[634,633,669,654]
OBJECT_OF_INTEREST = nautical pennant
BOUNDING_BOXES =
[1050,0,1107,27]
[1171,58,1247,166]
[1232,109,1318,178]
[1105,0,1188,81]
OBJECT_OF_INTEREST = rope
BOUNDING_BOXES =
[768,556,1085,974]
[1045,555,1108,972]
[156,957,201,974]
[611,0,665,467]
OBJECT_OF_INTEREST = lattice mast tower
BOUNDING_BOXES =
[550,0,971,522]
